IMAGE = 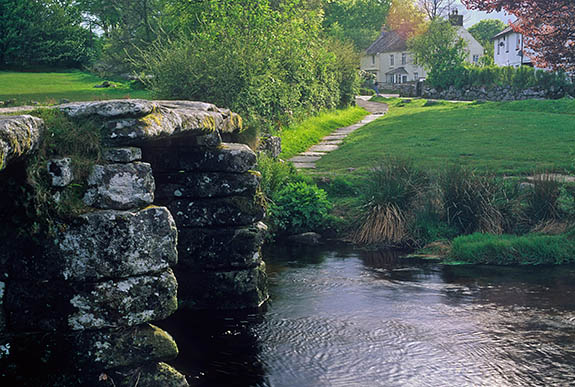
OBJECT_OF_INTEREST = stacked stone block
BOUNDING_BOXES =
[0,99,267,384]
[0,112,187,386]
[143,136,269,311]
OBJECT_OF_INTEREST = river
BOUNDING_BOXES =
[159,243,575,387]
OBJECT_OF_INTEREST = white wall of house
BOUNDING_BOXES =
[493,31,532,67]
[457,27,484,65]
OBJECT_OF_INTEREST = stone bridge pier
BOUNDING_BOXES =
[0,100,268,385]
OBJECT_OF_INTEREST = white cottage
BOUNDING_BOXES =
[361,12,484,87]
[492,25,534,68]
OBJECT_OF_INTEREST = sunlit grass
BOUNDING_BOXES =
[0,70,152,105]
[315,97,575,176]
[279,106,369,159]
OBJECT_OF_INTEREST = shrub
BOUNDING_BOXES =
[450,232,575,265]
[353,158,427,245]
[268,181,332,235]
[256,154,306,202]
[429,65,574,97]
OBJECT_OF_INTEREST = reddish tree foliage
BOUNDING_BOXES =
[462,0,575,73]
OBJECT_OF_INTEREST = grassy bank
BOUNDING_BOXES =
[315,97,575,176]
[301,97,575,263]
[450,232,575,265]
[0,71,151,105]
[278,106,368,159]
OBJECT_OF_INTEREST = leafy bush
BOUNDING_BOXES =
[268,181,332,235]
[136,1,360,133]
[450,232,575,265]
[256,154,306,202]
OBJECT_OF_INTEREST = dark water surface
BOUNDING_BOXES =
[159,244,575,387]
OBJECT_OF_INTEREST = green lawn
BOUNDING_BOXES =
[315,97,575,176]
[0,70,152,105]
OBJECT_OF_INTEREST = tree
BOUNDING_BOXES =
[462,0,575,73]
[408,19,467,87]
[323,0,392,50]
[0,0,96,68]
[468,19,506,60]
[386,0,427,38]
[418,0,455,20]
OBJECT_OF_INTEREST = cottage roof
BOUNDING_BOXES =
[366,30,407,55]
[492,25,515,40]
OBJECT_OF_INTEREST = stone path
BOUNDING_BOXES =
[289,96,388,169]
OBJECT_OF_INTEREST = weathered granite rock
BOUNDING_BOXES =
[9,207,178,281]
[84,162,155,210]
[103,147,142,163]
[73,324,178,369]
[0,115,44,172]
[47,158,74,187]
[155,171,260,200]
[142,143,256,173]
[178,222,267,270]
[5,269,178,331]
[107,362,189,387]
[60,100,242,146]
[258,135,282,158]
[0,324,178,377]
[168,196,265,228]
[177,262,268,310]
[60,100,156,118]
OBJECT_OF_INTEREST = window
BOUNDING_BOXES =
[390,54,394,66]
[473,55,479,64]
[372,55,375,65]
[402,53,407,65]
[497,40,500,55]
[505,36,509,53]
[414,72,418,80]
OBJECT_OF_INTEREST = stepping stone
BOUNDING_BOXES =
[289,155,322,162]
[321,140,343,145]
[309,144,339,152]
[323,134,347,140]
[300,152,326,157]
[292,162,316,169]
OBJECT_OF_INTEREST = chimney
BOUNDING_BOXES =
[449,9,463,27]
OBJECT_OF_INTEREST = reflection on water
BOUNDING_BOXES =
[159,243,575,387]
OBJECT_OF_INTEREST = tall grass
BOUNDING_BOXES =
[353,158,426,245]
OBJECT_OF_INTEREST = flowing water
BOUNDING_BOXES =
[160,244,575,387]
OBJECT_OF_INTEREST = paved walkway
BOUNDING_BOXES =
[289,96,388,169]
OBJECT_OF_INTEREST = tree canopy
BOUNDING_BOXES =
[0,0,97,68]
[408,19,467,87]
[462,0,575,73]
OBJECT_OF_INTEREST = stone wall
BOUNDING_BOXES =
[0,100,268,385]
[421,85,547,101]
